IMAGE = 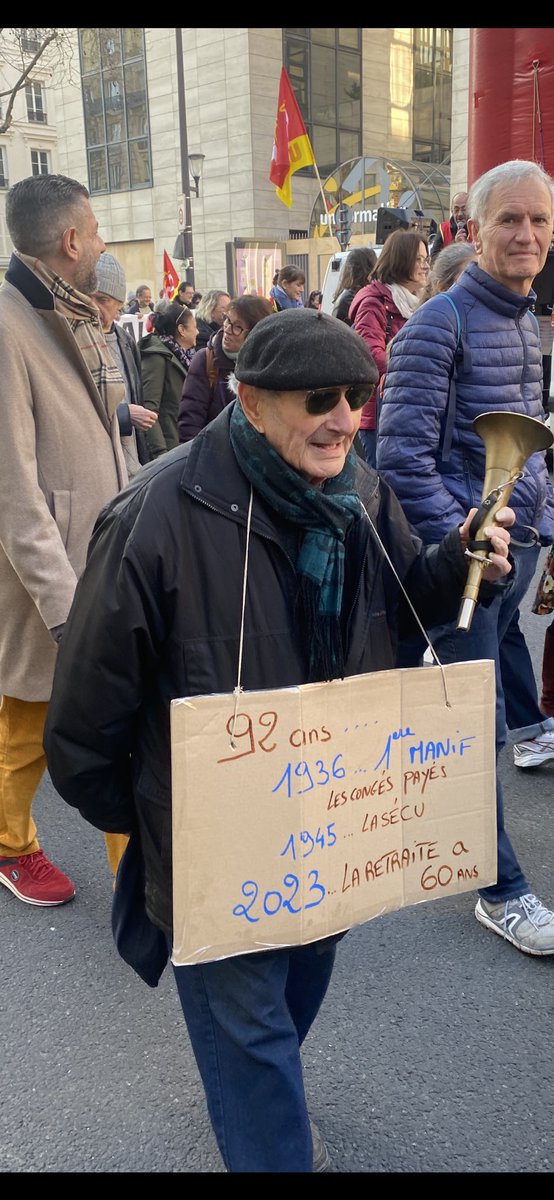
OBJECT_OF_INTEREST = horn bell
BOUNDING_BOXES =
[457,411,553,631]
[473,410,553,490]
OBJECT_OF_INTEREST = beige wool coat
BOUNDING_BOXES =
[0,264,128,701]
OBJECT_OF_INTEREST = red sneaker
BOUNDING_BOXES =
[0,850,75,906]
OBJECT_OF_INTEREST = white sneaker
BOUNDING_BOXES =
[475,893,554,955]
[513,728,554,768]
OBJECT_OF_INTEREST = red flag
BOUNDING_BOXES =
[269,67,315,207]
[162,250,179,300]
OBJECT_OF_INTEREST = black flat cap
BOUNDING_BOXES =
[234,308,379,391]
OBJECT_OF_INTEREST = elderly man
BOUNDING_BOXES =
[92,251,158,483]
[0,174,127,907]
[430,191,471,262]
[44,310,512,1172]
[378,158,554,955]
[127,284,154,316]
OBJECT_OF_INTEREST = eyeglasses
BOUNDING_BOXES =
[303,384,374,416]
[223,315,246,336]
[416,255,430,267]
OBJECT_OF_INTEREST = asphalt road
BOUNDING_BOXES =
[2,552,553,1175]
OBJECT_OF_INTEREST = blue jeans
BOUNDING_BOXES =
[399,544,545,902]
[171,936,339,1172]
[500,608,551,738]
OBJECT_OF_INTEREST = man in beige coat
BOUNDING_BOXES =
[0,174,128,906]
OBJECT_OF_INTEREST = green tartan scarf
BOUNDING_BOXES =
[229,400,362,681]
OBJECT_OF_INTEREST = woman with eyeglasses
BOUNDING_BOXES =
[178,294,274,443]
[194,289,231,350]
[350,230,429,467]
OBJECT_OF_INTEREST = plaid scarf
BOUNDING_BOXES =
[229,401,361,681]
[159,334,190,370]
[16,250,125,421]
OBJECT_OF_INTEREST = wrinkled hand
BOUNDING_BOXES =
[129,404,158,430]
[459,505,514,582]
[455,227,468,242]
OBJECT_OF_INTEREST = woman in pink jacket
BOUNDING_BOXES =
[349,229,429,465]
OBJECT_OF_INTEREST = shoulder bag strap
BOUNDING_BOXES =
[436,292,468,463]
[205,346,218,396]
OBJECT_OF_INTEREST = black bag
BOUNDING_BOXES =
[111,832,169,988]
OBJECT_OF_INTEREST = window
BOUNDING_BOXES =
[31,149,51,176]
[79,27,152,194]
[21,29,43,55]
[0,147,8,189]
[283,29,362,179]
[26,81,47,124]
[413,28,452,163]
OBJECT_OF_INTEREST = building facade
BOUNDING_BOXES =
[0,27,471,295]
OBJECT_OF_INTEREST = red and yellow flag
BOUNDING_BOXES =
[269,67,315,207]
[162,250,179,300]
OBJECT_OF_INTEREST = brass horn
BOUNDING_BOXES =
[457,411,554,631]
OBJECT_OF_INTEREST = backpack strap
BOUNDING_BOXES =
[528,307,540,337]
[435,292,470,463]
[205,346,218,396]
[374,305,399,429]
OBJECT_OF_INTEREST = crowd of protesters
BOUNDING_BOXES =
[0,163,553,1174]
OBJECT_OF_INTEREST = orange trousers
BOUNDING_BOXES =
[0,695,128,874]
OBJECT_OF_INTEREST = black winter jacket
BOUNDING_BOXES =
[45,405,473,933]
[178,328,235,442]
[113,323,152,467]
[195,315,220,350]
[332,287,357,325]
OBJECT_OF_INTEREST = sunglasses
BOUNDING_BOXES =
[303,384,373,416]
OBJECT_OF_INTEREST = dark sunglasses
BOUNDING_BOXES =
[304,384,373,416]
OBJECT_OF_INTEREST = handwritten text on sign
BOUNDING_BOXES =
[170,663,497,965]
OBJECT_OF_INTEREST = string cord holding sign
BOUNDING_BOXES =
[229,485,255,748]
[357,498,451,708]
[227,484,451,753]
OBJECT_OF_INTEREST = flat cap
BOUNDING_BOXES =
[234,308,378,390]
[95,252,126,303]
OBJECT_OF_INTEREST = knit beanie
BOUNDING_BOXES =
[95,252,126,302]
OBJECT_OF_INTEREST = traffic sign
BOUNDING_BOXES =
[336,202,351,250]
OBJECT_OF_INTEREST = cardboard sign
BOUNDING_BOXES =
[170,662,497,966]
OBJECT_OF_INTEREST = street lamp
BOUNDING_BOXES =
[188,153,205,198]
[174,27,198,285]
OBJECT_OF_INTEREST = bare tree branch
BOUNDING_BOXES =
[0,28,74,135]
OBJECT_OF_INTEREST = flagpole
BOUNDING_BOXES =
[312,160,337,243]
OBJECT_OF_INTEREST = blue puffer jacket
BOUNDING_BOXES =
[377,262,554,546]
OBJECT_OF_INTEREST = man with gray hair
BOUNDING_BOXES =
[378,158,554,955]
[92,250,158,483]
[430,190,471,262]
[0,174,127,907]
